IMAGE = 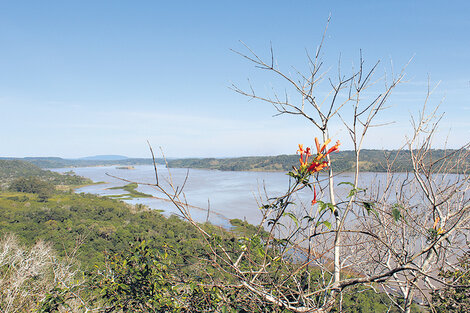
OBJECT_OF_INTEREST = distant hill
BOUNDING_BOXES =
[0,159,46,179]
[78,155,129,161]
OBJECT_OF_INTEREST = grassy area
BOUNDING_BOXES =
[55,180,105,192]
[107,182,153,199]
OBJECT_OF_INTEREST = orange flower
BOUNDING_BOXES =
[314,152,324,162]
[327,140,341,154]
[308,161,328,173]
[315,137,321,154]
[298,144,311,167]
[296,138,341,207]
[319,138,331,153]
[297,138,341,173]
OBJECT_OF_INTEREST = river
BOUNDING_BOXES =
[51,165,421,227]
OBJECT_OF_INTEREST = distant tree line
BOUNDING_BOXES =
[0,157,156,168]
[3,149,467,174]
[167,149,469,173]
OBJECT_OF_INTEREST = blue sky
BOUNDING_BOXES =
[1,1,469,158]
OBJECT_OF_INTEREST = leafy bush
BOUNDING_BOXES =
[8,177,54,201]
[431,252,470,312]
[96,239,183,312]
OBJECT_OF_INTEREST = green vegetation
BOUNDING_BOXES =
[431,252,470,312]
[0,159,92,188]
[115,165,135,169]
[333,287,422,313]
[0,185,285,311]
[0,159,51,178]
[168,155,293,172]
[0,190,203,270]
[89,238,294,312]
[8,177,55,202]
[2,156,157,168]
[107,182,153,199]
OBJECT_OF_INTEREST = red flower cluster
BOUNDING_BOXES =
[297,138,341,174]
[297,138,341,205]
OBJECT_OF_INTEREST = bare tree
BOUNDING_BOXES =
[128,25,469,312]
[347,102,470,313]
[0,234,90,312]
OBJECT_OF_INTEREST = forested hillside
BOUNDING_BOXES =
[167,149,469,173]
[0,189,247,271]
[0,159,92,187]
[5,156,156,168]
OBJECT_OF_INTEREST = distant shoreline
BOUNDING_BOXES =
[4,149,469,174]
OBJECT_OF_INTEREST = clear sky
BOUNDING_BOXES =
[1,0,469,158]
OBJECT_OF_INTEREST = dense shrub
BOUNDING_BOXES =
[8,177,54,201]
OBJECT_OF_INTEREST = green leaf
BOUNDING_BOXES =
[283,212,299,227]
[303,215,314,222]
[327,203,336,213]
[339,181,365,198]
[339,182,357,197]
[259,204,271,210]
[189,282,196,292]
[316,220,332,229]
[317,201,336,214]
[362,202,379,218]
[392,207,401,222]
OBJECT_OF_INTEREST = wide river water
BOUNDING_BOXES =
[51,166,417,227]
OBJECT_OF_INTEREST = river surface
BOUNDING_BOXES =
[51,166,427,227]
